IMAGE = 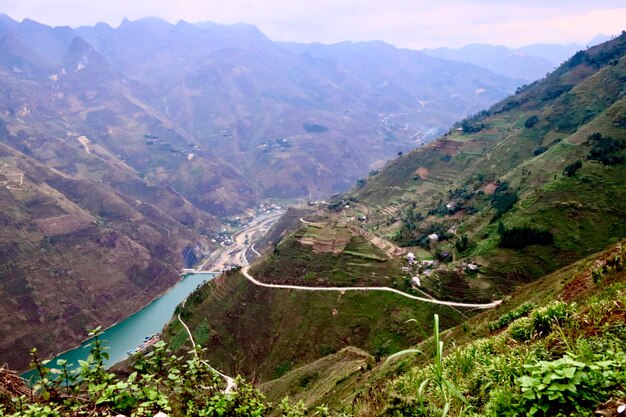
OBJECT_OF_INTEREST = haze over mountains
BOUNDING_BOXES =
[1,5,626,416]
[0,12,522,369]
[423,34,612,81]
[0,14,523,201]
[0,11,616,374]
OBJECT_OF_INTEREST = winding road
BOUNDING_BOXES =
[196,213,502,309]
[208,215,503,310]
[183,210,502,391]
[239,265,501,309]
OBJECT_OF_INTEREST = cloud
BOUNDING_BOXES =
[2,0,625,48]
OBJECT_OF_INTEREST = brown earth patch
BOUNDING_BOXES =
[415,167,429,178]
[299,225,351,254]
[431,139,462,156]
[35,213,94,236]
[560,270,593,303]
[483,182,497,195]
[451,210,466,220]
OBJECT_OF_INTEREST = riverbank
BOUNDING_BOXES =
[22,272,218,380]
[21,212,285,378]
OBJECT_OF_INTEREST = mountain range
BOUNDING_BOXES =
[0,13,531,368]
[423,34,612,81]
[0,9,625,417]
[161,31,626,414]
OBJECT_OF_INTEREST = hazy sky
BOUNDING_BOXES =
[3,1,626,49]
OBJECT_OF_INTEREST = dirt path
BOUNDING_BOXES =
[177,299,236,393]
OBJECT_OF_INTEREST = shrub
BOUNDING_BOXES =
[510,351,626,416]
[454,235,470,253]
[563,160,582,176]
[490,183,518,217]
[498,226,553,249]
[508,316,535,342]
[530,301,573,335]
[524,115,539,128]
[488,302,535,332]
[586,132,625,165]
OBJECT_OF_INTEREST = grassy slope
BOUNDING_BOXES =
[250,240,625,415]
[349,34,626,295]
[348,240,626,416]
[251,224,401,287]
[164,269,467,382]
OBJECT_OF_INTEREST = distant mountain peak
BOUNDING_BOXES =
[62,36,110,73]
[118,16,174,33]
[0,32,51,77]
[588,33,611,47]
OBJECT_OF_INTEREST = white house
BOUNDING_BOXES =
[406,252,416,263]
[428,233,439,241]
[412,276,421,287]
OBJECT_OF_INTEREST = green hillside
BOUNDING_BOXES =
[163,269,467,382]
[346,33,626,298]
[348,240,626,416]
[164,32,626,415]
[3,28,626,417]
[156,33,626,413]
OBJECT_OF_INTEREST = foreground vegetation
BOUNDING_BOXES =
[353,241,626,416]
[0,331,341,417]
[3,241,624,416]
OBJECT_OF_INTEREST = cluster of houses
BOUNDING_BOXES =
[403,252,439,287]
[402,251,479,288]
[209,231,234,247]
[257,203,283,214]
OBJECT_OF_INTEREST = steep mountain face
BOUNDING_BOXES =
[0,22,243,368]
[0,13,523,203]
[352,33,626,299]
[424,43,556,81]
[73,17,520,198]
[165,35,626,393]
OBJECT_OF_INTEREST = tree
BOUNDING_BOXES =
[563,160,582,177]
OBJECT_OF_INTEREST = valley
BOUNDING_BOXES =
[0,6,625,417]
[0,12,524,371]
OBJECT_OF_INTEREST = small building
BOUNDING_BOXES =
[428,233,439,241]
[467,263,479,271]
[423,269,433,276]
[406,252,416,263]
[421,260,434,267]
[412,276,421,287]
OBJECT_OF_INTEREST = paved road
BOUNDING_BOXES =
[195,213,502,309]
[198,212,283,272]
[239,265,501,309]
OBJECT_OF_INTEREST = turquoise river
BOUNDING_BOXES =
[23,272,217,381]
